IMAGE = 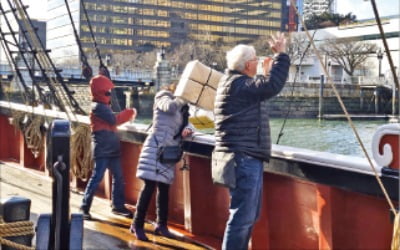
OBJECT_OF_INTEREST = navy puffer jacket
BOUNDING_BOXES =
[214,53,290,161]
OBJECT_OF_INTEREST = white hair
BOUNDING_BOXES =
[226,44,256,72]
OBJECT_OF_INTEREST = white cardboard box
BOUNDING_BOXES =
[175,60,223,111]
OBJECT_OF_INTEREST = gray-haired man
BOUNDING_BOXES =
[213,33,290,249]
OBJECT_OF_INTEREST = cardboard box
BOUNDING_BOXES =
[175,60,223,111]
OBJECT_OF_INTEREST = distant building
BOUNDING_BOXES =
[19,19,47,63]
[291,16,400,84]
[303,0,336,21]
[46,0,285,66]
[281,0,302,31]
[0,16,46,70]
[296,0,304,31]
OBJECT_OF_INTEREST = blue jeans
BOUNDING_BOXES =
[222,153,264,250]
[81,157,126,211]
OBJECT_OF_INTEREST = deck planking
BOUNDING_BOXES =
[0,161,215,250]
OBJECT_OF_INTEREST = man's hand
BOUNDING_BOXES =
[262,57,273,76]
[268,32,287,54]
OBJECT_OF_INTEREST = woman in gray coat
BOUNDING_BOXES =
[130,83,193,241]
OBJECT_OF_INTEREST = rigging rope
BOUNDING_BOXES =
[288,2,399,247]
[276,33,315,144]
[0,20,33,105]
[0,4,51,108]
[64,0,121,113]
[0,30,47,158]
[79,0,121,112]
[80,0,110,78]
[63,0,125,178]
[10,0,86,115]
[2,0,59,157]
[276,0,334,144]
[0,34,29,106]
[4,0,93,174]
[10,1,76,116]
[8,0,75,115]
[367,5,400,247]
[4,2,63,110]
[15,0,95,179]
[63,0,92,81]
[369,0,399,90]
[392,213,400,250]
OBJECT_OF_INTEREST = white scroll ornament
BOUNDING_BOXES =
[371,123,400,167]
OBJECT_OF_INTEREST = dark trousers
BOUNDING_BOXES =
[133,179,170,228]
[81,157,125,212]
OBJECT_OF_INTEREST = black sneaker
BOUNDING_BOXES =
[79,207,92,220]
[111,207,133,218]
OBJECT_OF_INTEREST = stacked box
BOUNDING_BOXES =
[175,60,223,111]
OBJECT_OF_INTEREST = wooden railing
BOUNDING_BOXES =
[0,101,397,249]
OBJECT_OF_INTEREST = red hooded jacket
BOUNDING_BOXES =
[89,75,134,158]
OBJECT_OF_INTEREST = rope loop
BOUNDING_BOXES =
[24,115,45,158]
[70,123,93,181]
[0,217,35,250]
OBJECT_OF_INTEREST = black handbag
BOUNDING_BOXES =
[157,145,183,164]
[152,104,188,165]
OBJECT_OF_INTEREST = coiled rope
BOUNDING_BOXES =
[70,124,93,181]
[24,116,45,158]
[0,217,34,250]
[10,112,27,133]
[9,112,46,159]
[10,0,94,177]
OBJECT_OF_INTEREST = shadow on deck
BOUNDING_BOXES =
[0,161,217,250]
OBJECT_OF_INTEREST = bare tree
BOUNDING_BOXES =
[320,38,377,77]
[140,51,157,69]
[112,52,138,71]
[251,33,311,60]
[167,41,195,71]
[251,35,271,55]
[167,36,227,72]
[286,33,312,62]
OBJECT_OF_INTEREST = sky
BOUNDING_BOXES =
[336,0,399,20]
[24,0,47,20]
[25,0,400,21]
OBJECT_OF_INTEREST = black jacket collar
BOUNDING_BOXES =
[226,69,243,75]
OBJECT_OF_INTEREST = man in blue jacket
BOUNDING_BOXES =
[213,32,290,249]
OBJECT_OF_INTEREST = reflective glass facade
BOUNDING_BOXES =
[47,0,283,65]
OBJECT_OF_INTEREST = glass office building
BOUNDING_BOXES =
[47,0,283,65]
[303,0,336,21]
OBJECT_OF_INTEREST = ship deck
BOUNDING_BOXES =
[0,161,218,250]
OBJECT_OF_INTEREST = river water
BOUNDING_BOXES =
[270,118,387,157]
[136,117,387,158]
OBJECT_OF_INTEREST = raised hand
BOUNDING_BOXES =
[268,32,287,54]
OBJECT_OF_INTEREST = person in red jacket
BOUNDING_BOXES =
[80,74,136,219]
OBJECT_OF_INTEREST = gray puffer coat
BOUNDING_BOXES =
[136,90,186,184]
